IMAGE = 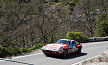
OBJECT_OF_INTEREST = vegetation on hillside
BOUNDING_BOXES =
[0,0,108,53]
[0,44,44,58]
[96,14,108,37]
[65,32,88,42]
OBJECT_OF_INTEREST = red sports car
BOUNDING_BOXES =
[41,39,82,57]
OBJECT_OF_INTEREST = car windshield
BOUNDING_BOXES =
[56,40,70,44]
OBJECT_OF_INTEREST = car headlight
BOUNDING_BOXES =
[41,46,46,50]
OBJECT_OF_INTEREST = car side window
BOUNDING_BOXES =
[75,41,79,45]
[70,41,75,46]
[69,41,71,45]
[72,41,76,45]
[67,41,71,45]
[69,42,72,45]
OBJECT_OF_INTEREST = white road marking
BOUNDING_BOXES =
[71,55,100,65]
[13,53,43,59]
[0,53,43,62]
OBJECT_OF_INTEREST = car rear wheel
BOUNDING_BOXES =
[78,48,81,53]
[76,47,82,54]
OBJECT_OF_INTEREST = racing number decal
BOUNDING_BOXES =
[72,45,77,52]
[68,45,77,53]
[68,46,73,53]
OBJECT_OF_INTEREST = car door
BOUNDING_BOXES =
[71,41,78,52]
[67,41,73,53]
[67,41,75,53]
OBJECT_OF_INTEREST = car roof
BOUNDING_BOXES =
[71,40,75,41]
[58,39,78,42]
[59,39,70,40]
[59,39,74,41]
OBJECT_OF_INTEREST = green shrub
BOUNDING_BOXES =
[10,48,22,56]
[0,45,12,58]
[65,32,88,42]
[0,43,44,58]
[0,45,3,57]
[3,47,12,57]
[96,14,108,37]
[29,44,44,50]
[20,48,31,53]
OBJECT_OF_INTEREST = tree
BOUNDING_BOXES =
[70,0,108,37]
[0,0,71,47]
[0,0,44,47]
[0,0,107,48]
[96,14,108,37]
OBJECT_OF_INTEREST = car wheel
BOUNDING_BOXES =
[76,47,81,54]
[78,48,81,53]
[62,50,68,57]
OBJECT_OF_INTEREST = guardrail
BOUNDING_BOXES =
[88,36,108,42]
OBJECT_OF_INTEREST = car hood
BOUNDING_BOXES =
[42,43,67,50]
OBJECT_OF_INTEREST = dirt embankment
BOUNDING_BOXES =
[86,50,108,65]
[75,50,108,65]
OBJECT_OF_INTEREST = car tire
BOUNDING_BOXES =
[62,50,68,57]
[76,47,82,54]
[75,47,82,54]
[78,48,81,53]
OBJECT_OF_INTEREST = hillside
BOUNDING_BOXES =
[0,0,108,48]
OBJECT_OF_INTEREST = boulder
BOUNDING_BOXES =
[86,62,108,65]
[101,50,108,62]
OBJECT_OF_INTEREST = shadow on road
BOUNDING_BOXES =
[4,59,34,65]
[48,52,87,60]
[62,53,87,60]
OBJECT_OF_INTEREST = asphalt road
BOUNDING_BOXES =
[0,41,108,65]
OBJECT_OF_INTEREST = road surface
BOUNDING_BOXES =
[0,41,108,65]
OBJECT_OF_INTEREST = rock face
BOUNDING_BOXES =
[74,50,108,65]
[101,50,108,62]
[86,62,108,65]
[84,50,108,65]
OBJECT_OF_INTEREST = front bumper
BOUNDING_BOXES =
[42,50,63,55]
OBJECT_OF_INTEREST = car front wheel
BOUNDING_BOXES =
[62,50,68,57]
